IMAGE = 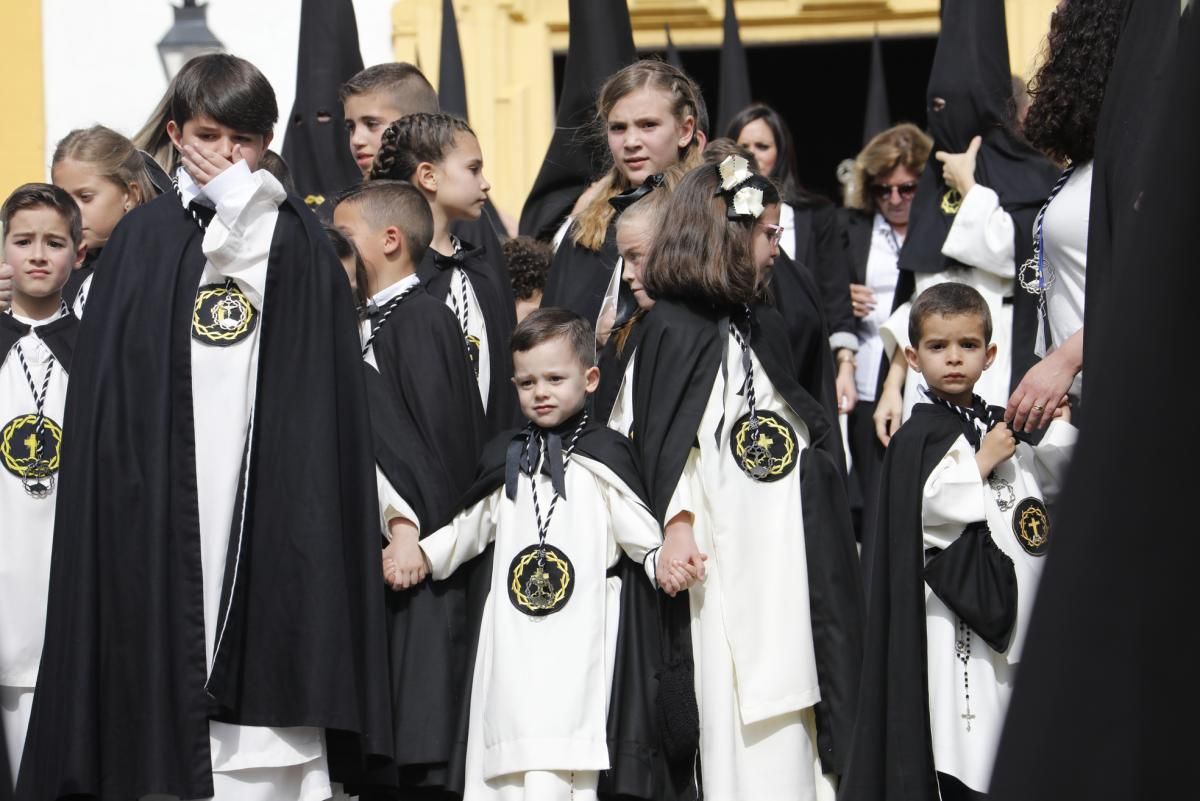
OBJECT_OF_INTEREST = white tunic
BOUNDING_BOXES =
[0,309,70,776]
[881,186,1016,418]
[419,450,660,799]
[921,417,1077,792]
[1037,161,1093,404]
[663,332,832,801]
[177,164,331,801]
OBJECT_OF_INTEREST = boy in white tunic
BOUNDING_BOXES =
[843,283,1076,801]
[412,308,663,801]
[0,185,84,790]
[17,56,391,801]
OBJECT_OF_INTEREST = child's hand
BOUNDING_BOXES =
[181,143,241,188]
[382,518,427,591]
[657,516,707,597]
[1052,398,1071,424]
[976,422,1017,479]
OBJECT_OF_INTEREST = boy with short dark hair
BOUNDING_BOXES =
[339,63,440,180]
[17,54,392,801]
[0,184,84,791]
[331,180,485,797]
[844,282,1077,801]
[408,307,664,801]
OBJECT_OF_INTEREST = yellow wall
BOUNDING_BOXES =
[0,0,45,201]
[393,0,1054,219]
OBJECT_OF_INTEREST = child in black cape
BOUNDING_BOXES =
[0,185,85,794]
[16,55,391,801]
[841,283,1076,801]
[629,156,863,800]
[332,180,486,799]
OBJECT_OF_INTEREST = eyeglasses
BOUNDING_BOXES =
[758,222,784,245]
[871,181,919,201]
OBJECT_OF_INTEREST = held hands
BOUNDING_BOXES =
[181,143,242,188]
[1005,349,1076,433]
[0,261,12,312]
[934,135,982,196]
[382,518,428,591]
[656,515,707,597]
[976,422,1016,479]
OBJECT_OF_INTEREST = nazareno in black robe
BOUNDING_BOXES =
[350,286,486,799]
[0,312,78,801]
[433,418,689,801]
[15,189,393,801]
[839,402,1020,801]
[896,0,1058,389]
[418,238,520,435]
[629,298,864,781]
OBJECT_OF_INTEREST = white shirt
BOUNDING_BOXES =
[1037,161,1092,403]
[855,213,903,401]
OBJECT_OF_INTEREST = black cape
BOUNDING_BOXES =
[541,223,620,334]
[418,238,519,435]
[841,401,1017,801]
[356,286,486,794]
[630,299,863,778]
[15,190,393,800]
[989,6,1192,801]
[897,0,1058,388]
[60,247,99,310]
[438,419,687,801]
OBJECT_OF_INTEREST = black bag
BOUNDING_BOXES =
[922,520,1018,652]
[654,591,700,763]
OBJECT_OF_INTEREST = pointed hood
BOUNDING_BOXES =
[517,0,636,240]
[862,35,891,145]
[898,0,1057,276]
[438,0,468,119]
[281,0,364,218]
[665,24,684,70]
[716,0,752,134]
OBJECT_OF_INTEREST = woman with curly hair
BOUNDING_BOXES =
[1004,0,1129,432]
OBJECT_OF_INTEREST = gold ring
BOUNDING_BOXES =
[1032,404,1045,411]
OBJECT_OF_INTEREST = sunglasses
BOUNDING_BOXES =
[758,222,785,245]
[871,181,919,200]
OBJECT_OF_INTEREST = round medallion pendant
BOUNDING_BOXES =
[1,414,63,496]
[1013,497,1050,556]
[508,543,575,616]
[729,410,798,482]
[192,283,259,346]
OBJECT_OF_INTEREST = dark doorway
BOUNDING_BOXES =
[553,35,937,203]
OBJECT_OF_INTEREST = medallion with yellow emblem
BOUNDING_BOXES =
[729,410,798,482]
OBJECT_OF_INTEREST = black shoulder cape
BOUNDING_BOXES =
[418,238,520,435]
[0,312,78,371]
[630,299,863,777]
[541,223,619,330]
[60,248,100,310]
[16,190,393,801]
[440,420,688,801]
[358,286,486,791]
[840,402,976,801]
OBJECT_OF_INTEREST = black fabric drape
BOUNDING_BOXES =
[990,5,1191,801]
[863,35,891,146]
[282,0,365,221]
[437,0,468,119]
[716,0,752,135]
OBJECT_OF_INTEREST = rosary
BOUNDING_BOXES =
[955,619,975,732]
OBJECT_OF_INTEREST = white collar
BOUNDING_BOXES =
[9,306,65,327]
[175,166,211,209]
[371,274,420,307]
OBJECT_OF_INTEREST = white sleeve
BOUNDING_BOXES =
[375,465,421,541]
[940,185,1016,278]
[879,301,912,359]
[201,163,288,308]
[1022,419,1079,506]
[922,435,988,549]
[419,490,500,580]
[604,480,662,587]
[654,448,703,584]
